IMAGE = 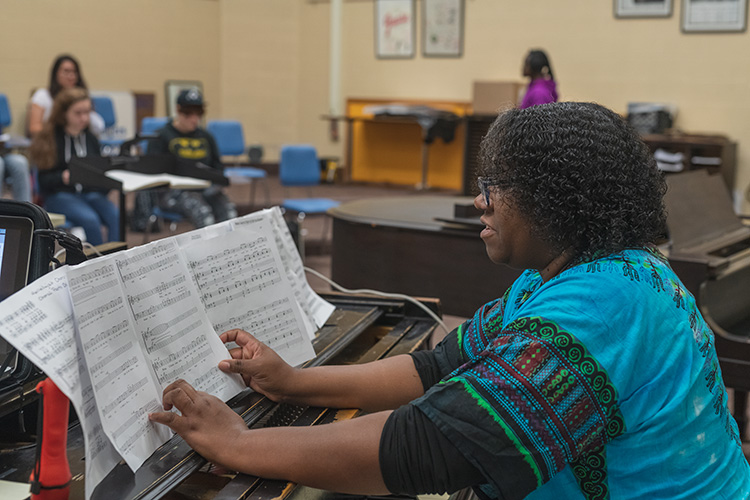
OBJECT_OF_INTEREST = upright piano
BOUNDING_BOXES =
[664,169,750,440]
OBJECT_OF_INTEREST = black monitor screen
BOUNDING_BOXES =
[0,215,34,302]
[0,215,33,381]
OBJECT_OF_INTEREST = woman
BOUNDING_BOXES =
[29,88,118,246]
[519,49,558,109]
[150,103,749,499]
[27,54,104,137]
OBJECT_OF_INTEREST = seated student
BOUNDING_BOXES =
[150,102,749,499]
[145,88,236,228]
[29,88,118,246]
[27,54,105,137]
[0,153,32,202]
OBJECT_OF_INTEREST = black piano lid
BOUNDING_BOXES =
[664,169,749,253]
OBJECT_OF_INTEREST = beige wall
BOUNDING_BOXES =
[0,0,221,132]
[298,0,750,211]
[3,0,749,210]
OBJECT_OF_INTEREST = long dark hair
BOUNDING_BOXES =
[29,88,91,169]
[48,54,88,98]
[526,49,554,81]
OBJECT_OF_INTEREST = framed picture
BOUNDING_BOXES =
[614,0,672,18]
[164,80,204,118]
[375,0,415,59]
[682,0,748,32]
[423,0,464,57]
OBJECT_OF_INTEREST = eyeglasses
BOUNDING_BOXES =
[477,177,493,206]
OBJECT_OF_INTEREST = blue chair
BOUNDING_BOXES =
[139,117,169,154]
[0,94,30,149]
[279,144,340,260]
[91,96,123,155]
[0,94,10,130]
[207,120,269,209]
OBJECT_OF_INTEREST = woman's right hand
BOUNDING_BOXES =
[62,169,70,185]
[218,329,298,403]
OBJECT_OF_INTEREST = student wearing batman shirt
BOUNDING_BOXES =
[145,88,236,228]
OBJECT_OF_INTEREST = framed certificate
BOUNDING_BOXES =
[614,0,673,18]
[423,0,464,57]
[375,0,415,59]
[682,0,747,32]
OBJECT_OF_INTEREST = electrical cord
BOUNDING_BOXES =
[303,266,450,335]
[35,229,87,266]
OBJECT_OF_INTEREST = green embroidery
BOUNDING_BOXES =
[446,377,544,486]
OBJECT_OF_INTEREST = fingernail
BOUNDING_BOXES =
[218,361,229,370]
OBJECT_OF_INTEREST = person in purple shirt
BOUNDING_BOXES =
[520,49,558,109]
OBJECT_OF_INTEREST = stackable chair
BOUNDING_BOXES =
[279,144,340,260]
[207,120,270,209]
[138,116,181,243]
[91,96,123,155]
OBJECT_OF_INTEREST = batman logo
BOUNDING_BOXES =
[169,137,209,160]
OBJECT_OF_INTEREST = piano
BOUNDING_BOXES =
[664,169,750,440]
[0,293,438,500]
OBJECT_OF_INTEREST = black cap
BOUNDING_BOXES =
[177,88,204,107]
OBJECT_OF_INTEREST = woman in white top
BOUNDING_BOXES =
[27,54,104,137]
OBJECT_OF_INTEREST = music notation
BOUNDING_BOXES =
[182,221,316,367]
[0,207,332,497]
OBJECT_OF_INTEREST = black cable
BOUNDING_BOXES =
[34,229,87,265]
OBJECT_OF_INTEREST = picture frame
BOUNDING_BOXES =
[682,0,748,32]
[423,0,464,57]
[164,80,204,118]
[374,0,415,59]
[614,0,673,18]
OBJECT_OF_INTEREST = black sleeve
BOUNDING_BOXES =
[87,131,101,157]
[146,131,168,155]
[37,166,66,194]
[205,133,224,172]
[380,403,484,495]
[409,324,467,391]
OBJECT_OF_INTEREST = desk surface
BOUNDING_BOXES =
[329,195,475,232]
[330,196,521,317]
[48,211,66,228]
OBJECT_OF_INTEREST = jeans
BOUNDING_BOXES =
[0,154,32,202]
[44,191,119,246]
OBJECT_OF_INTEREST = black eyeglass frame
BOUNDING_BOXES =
[477,177,493,206]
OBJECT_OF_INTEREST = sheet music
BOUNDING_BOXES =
[67,258,170,472]
[181,225,315,367]
[0,268,120,499]
[0,205,332,498]
[233,208,335,335]
[115,240,244,401]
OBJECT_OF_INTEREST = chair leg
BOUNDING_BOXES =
[250,180,257,209]
[296,212,306,262]
[321,215,332,249]
[144,213,158,245]
[262,177,271,207]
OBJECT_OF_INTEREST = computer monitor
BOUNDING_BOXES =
[0,215,34,381]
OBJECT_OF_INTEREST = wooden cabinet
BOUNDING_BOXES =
[641,134,737,191]
[345,98,471,191]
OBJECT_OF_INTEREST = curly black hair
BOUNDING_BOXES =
[478,102,667,261]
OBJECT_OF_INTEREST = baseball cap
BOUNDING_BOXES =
[177,88,204,107]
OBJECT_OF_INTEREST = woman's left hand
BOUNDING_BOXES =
[149,379,248,466]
